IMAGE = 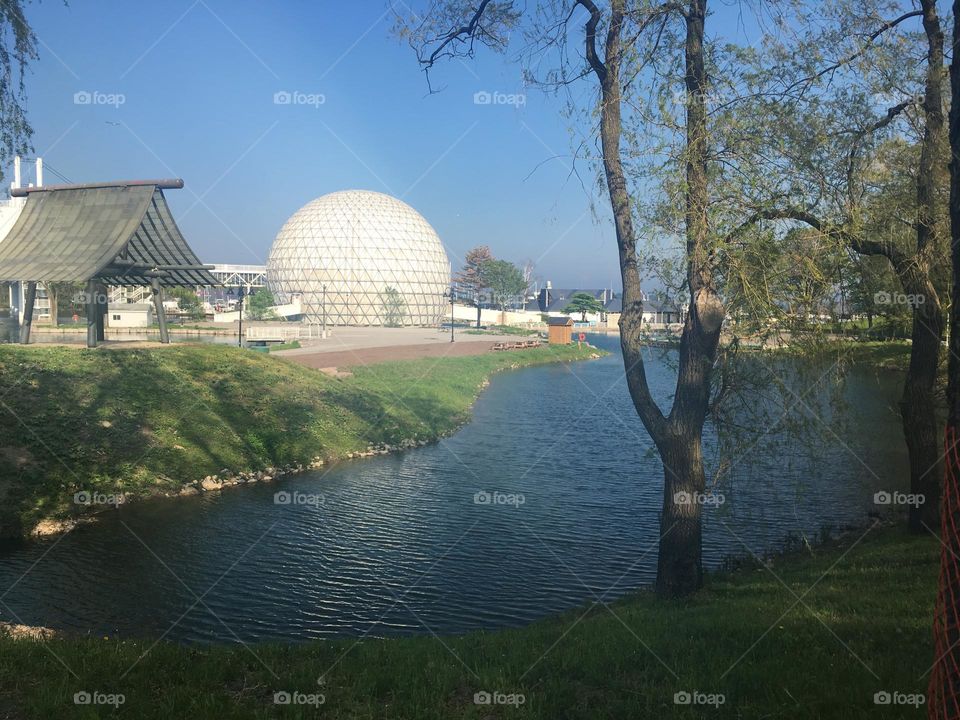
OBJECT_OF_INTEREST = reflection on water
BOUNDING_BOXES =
[0,335,907,642]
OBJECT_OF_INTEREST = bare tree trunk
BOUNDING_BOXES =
[407,0,722,599]
[929,0,960,713]
[902,0,945,534]
[46,283,59,328]
[598,0,719,597]
[652,0,723,597]
[899,269,943,533]
[656,433,705,595]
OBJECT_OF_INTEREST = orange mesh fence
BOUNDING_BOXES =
[930,423,960,719]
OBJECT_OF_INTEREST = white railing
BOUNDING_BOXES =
[245,326,301,342]
[298,323,328,339]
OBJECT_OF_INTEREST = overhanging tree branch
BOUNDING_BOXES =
[577,0,607,82]
[784,9,923,94]
[419,0,495,71]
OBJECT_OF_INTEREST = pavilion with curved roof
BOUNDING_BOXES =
[0,179,217,346]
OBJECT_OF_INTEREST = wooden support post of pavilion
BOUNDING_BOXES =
[85,280,98,348]
[95,282,106,342]
[18,281,36,344]
[150,277,169,344]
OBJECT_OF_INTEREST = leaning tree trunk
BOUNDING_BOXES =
[846,0,945,535]
[583,0,718,598]
[613,0,718,598]
[929,0,960,714]
[600,0,718,597]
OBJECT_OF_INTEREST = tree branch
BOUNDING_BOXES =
[419,0,496,71]
[785,10,923,94]
[727,206,909,268]
[575,0,607,82]
[846,98,918,208]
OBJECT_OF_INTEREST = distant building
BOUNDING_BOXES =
[106,303,153,328]
[641,299,684,325]
[527,286,683,326]
[603,295,622,326]
[525,287,616,314]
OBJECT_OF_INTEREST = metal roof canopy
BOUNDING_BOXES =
[0,179,219,347]
[0,180,218,287]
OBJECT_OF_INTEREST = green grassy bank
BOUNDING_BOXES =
[762,339,913,369]
[0,342,602,537]
[0,525,936,719]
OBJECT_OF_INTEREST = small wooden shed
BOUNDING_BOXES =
[546,315,574,344]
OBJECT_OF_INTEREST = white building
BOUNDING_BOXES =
[106,303,153,328]
[266,190,451,326]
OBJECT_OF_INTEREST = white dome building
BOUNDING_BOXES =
[266,190,451,326]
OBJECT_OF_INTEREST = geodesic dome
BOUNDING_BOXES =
[266,190,451,326]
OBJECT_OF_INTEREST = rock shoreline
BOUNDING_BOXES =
[28,438,438,539]
[25,349,605,539]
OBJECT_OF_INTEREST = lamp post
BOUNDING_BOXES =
[322,283,327,339]
[237,285,246,348]
[449,286,455,343]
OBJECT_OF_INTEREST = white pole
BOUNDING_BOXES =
[35,157,42,187]
[13,156,20,190]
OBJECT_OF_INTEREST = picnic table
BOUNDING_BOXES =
[492,339,541,351]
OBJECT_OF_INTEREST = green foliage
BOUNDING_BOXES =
[43,282,84,327]
[0,0,37,184]
[168,288,205,321]
[0,526,935,718]
[865,316,913,341]
[482,259,527,311]
[245,289,276,320]
[562,292,604,321]
[713,6,947,348]
[380,286,407,327]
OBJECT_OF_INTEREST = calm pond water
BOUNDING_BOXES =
[0,335,907,643]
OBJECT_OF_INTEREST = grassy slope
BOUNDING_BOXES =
[0,526,936,719]
[804,340,913,371]
[0,343,600,536]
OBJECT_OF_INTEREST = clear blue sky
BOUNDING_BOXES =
[19,0,761,289]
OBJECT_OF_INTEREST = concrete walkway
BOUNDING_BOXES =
[275,326,537,369]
